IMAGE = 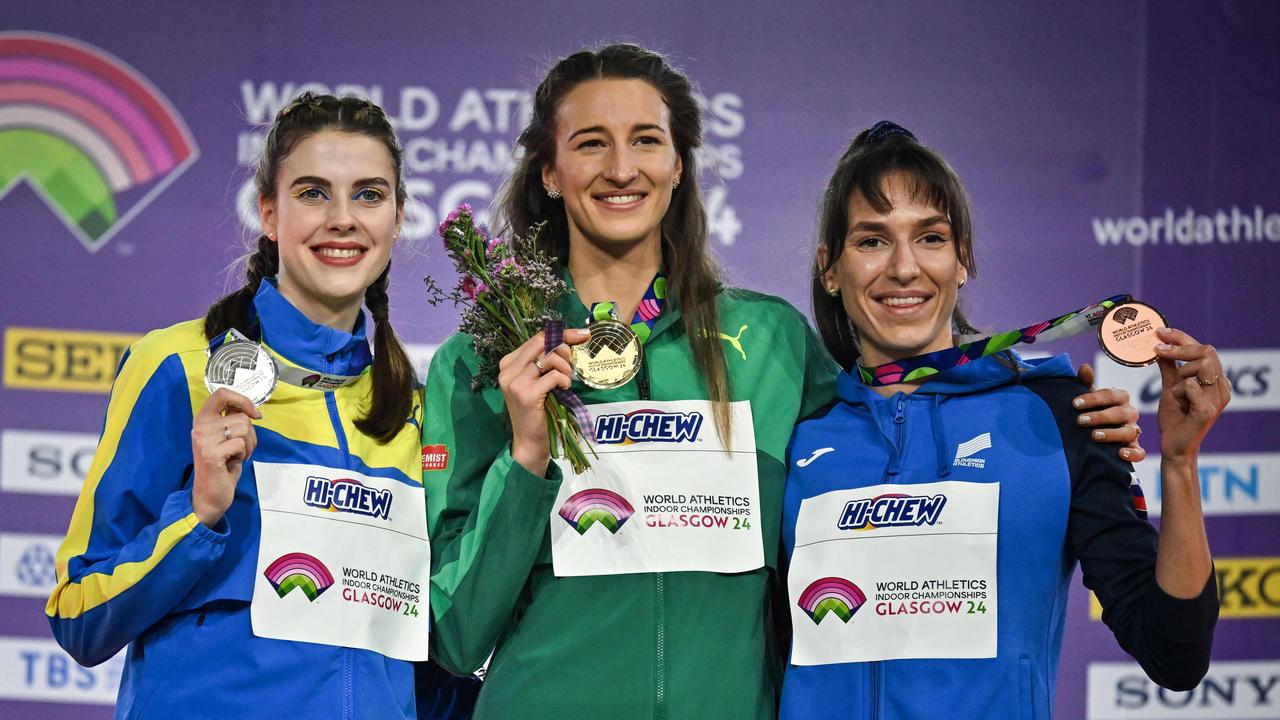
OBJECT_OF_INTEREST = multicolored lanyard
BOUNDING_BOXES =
[858,294,1130,386]
[587,271,667,345]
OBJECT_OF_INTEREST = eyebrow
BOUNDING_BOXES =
[847,215,951,233]
[289,176,391,189]
[567,123,668,142]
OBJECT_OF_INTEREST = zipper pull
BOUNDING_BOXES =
[894,397,907,423]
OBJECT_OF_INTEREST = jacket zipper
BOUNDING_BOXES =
[872,661,882,720]
[322,353,355,718]
[637,358,665,719]
[876,397,904,718]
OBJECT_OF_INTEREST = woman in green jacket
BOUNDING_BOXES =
[422,43,1141,719]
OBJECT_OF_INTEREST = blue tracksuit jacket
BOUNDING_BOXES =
[781,352,1217,720]
[46,281,425,719]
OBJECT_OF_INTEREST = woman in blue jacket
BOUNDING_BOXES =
[782,122,1226,719]
[47,93,433,718]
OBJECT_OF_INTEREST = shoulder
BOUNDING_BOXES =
[120,318,208,378]
[428,331,480,371]
[719,287,813,334]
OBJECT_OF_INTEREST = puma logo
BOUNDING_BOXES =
[718,324,749,360]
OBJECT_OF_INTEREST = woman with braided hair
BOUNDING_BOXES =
[47,93,433,718]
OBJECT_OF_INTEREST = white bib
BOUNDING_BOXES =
[551,400,763,576]
[788,480,998,665]
[251,462,430,661]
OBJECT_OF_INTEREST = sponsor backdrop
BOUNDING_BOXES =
[1,1,1276,717]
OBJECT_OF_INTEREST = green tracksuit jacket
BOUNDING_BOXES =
[423,284,837,719]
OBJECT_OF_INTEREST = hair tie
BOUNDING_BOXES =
[854,120,916,148]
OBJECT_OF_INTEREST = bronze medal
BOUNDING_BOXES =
[1097,301,1168,367]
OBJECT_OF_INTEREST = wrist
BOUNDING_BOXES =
[1159,453,1198,477]
[511,441,551,477]
[192,496,225,529]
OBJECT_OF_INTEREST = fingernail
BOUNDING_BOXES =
[1092,430,1105,441]
[1155,344,1172,351]
[1120,448,1132,459]
[1077,415,1091,425]
[1073,397,1085,409]
[574,329,590,338]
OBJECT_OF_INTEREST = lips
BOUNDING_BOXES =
[593,190,647,210]
[311,243,367,266]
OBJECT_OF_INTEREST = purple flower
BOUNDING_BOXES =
[460,275,479,299]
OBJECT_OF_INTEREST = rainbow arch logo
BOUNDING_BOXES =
[558,488,635,535]
[0,32,199,251]
[264,552,335,602]
[798,577,867,625]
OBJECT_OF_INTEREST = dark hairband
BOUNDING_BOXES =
[853,120,916,148]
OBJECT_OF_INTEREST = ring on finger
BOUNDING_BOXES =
[533,356,546,372]
[1131,423,1141,438]
[1197,374,1219,386]
[223,425,232,441]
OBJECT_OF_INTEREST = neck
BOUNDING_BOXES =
[567,232,661,323]
[276,281,362,333]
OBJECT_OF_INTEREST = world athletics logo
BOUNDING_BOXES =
[558,488,635,535]
[797,577,867,625]
[0,32,198,251]
[264,552,334,602]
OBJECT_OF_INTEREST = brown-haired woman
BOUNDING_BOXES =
[422,48,1143,719]
[48,93,428,718]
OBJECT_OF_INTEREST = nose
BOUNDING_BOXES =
[886,238,920,283]
[603,145,638,185]
[327,197,356,233]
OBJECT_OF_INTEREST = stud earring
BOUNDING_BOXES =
[672,177,681,190]
[546,187,561,200]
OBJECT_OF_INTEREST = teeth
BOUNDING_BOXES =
[880,297,926,306]
[316,247,362,259]
[601,194,643,204]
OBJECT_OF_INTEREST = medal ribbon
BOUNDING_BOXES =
[857,294,1131,386]
[587,271,667,345]
[214,329,364,391]
[544,320,595,442]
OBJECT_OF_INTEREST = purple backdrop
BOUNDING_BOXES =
[1,2,1276,717]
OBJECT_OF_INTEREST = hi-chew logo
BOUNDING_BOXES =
[558,489,635,535]
[798,577,867,625]
[302,476,392,519]
[0,32,198,251]
[953,432,992,469]
[594,408,704,445]
[837,493,947,530]
[264,552,334,601]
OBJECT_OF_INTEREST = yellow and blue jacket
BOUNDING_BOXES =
[46,280,424,719]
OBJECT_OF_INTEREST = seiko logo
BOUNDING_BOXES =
[594,410,703,445]
[302,476,392,519]
[837,494,947,530]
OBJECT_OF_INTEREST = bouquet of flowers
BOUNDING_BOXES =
[426,204,595,473]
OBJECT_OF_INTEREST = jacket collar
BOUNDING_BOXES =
[253,279,373,375]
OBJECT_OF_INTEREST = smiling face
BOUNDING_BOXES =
[259,129,402,330]
[820,171,967,367]
[541,78,682,257]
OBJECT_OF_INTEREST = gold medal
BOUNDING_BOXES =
[572,318,643,390]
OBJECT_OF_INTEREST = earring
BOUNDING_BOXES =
[672,177,681,190]
[546,187,561,200]
[958,277,966,289]
[826,285,840,297]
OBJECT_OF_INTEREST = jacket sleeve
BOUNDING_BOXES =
[1028,377,1217,691]
[423,334,563,675]
[46,337,228,667]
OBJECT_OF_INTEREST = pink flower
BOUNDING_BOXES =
[460,276,479,299]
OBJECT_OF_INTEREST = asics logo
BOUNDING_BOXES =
[797,447,835,467]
